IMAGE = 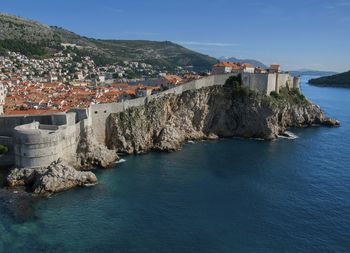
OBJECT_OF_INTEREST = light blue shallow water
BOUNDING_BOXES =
[1,76,350,253]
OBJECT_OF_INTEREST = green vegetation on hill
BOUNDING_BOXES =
[0,39,49,57]
[309,71,350,87]
[0,13,218,71]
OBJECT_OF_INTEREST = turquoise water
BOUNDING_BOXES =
[1,76,350,252]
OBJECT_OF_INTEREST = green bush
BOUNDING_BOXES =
[224,74,242,87]
[270,91,280,99]
[0,145,9,154]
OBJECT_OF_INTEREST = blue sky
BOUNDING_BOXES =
[1,0,349,72]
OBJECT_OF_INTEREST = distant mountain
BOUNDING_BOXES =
[308,71,350,87]
[219,56,267,68]
[289,69,338,77]
[0,13,218,71]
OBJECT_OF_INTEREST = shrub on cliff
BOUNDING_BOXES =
[270,91,280,99]
[267,87,309,106]
[0,144,9,154]
[225,74,255,97]
[224,74,242,87]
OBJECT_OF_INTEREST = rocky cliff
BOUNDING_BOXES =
[6,160,97,196]
[107,86,338,154]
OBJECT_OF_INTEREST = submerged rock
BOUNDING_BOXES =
[6,160,97,196]
[322,118,340,127]
[0,189,37,222]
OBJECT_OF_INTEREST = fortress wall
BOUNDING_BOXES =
[13,113,84,168]
[293,76,301,89]
[0,113,68,137]
[267,74,277,95]
[242,72,295,95]
[242,73,272,94]
[90,74,235,144]
[276,73,293,91]
[214,73,237,86]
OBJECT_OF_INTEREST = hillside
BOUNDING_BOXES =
[0,13,217,71]
[309,71,350,87]
[219,56,267,68]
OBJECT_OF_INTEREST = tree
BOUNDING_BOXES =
[224,74,242,87]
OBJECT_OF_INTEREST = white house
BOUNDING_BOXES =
[212,62,241,74]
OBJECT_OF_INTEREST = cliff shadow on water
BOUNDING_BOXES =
[106,84,338,155]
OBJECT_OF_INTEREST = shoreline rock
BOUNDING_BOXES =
[322,118,340,127]
[76,128,119,169]
[6,160,97,196]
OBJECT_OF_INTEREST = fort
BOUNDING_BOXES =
[0,73,300,169]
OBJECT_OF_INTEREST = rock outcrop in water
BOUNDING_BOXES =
[107,86,339,154]
[6,160,97,196]
[4,127,116,196]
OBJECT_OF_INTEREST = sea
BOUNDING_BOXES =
[0,76,349,253]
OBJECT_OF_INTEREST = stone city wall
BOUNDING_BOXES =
[0,113,68,137]
[242,72,299,95]
[90,73,235,144]
[12,112,90,168]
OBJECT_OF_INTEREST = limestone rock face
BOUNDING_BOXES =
[76,128,118,169]
[6,160,97,196]
[107,86,337,154]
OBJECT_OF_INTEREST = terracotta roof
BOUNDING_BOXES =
[163,75,183,84]
[214,61,241,70]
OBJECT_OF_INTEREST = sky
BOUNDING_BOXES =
[1,0,349,72]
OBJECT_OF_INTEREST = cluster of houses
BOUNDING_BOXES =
[212,61,282,75]
[0,51,182,85]
[0,51,300,116]
[0,73,203,115]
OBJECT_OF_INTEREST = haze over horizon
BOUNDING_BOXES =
[1,0,349,72]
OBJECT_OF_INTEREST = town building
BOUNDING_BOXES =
[157,75,183,89]
[269,64,281,73]
[212,62,241,74]
[241,63,255,73]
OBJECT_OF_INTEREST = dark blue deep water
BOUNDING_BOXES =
[1,76,350,252]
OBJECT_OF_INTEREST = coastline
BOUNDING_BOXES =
[0,76,340,197]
